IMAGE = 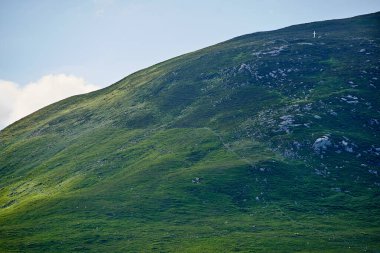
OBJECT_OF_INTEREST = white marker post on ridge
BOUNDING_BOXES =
[313,31,316,38]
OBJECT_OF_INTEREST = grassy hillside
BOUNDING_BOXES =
[1,12,380,252]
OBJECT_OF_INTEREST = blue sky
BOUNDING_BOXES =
[1,0,380,86]
[0,0,379,129]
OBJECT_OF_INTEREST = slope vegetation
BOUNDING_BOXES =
[1,12,380,252]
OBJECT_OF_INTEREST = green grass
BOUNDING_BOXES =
[0,12,380,252]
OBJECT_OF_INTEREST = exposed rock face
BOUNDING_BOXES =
[313,136,332,153]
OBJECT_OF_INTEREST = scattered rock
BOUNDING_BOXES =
[192,177,201,184]
[369,119,379,126]
[278,115,296,133]
[313,136,332,153]
[331,187,341,192]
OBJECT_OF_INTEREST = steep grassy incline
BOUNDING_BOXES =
[0,12,380,252]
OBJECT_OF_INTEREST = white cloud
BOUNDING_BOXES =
[0,74,101,129]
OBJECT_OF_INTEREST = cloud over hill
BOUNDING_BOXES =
[0,74,100,129]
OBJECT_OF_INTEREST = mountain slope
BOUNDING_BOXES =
[1,12,380,252]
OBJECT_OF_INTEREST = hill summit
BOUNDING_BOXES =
[1,12,380,252]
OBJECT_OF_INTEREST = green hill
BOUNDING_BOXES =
[1,12,380,252]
